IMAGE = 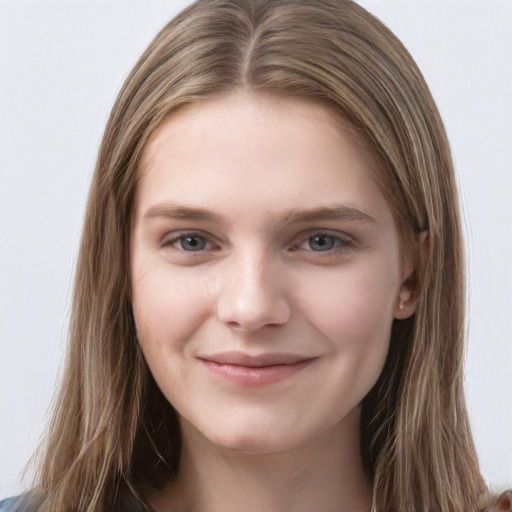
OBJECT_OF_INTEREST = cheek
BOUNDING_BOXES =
[130,264,215,410]
[295,257,398,397]
[131,261,213,358]
[300,258,398,339]
[295,262,397,421]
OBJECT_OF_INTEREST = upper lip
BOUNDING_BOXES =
[198,351,317,367]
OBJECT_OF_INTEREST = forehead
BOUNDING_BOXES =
[135,91,393,230]
[140,91,373,173]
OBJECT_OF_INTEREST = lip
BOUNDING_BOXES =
[198,351,317,387]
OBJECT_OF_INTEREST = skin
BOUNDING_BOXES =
[131,91,417,512]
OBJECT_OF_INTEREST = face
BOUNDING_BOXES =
[131,91,413,454]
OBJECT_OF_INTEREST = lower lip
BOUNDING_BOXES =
[201,359,314,387]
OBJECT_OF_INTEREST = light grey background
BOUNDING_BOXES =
[1,0,511,498]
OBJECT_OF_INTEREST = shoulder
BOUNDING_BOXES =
[0,486,147,512]
[487,490,512,512]
[0,491,147,512]
[0,496,26,512]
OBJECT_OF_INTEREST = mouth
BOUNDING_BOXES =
[198,351,317,387]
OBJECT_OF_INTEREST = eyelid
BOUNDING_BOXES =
[161,230,217,250]
[158,228,356,255]
[290,230,355,252]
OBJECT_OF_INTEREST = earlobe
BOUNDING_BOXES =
[395,285,414,319]
[394,230,429,320]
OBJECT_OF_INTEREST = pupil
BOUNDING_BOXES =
[309,235,334,251]
[182,236,205,251]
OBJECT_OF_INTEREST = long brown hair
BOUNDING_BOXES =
[28,1,489,511]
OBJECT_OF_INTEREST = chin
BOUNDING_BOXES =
[196,416,327,455]
[213,431,301,454]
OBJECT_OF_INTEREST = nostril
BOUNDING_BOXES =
[217,288,291,332]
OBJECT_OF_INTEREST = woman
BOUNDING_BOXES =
[1,1,509,511]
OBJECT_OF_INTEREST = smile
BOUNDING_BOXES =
[198,352,317,387]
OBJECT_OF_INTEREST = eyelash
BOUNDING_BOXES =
[161,231,216,252]
[161,230,354,255]
[291,231,354,253]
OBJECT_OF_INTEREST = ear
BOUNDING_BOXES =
[394,230,429,320]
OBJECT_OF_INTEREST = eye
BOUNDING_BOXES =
[162,232,213,252]
[307,234,340,251]
[291,231,353,254]
[179,235,207,251]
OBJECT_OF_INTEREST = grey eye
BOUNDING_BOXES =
[308,235,339,251]
[180,236,207,251]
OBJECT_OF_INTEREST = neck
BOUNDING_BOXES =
[148,408,371,512]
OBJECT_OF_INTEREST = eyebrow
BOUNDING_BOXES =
[278,205,377,226]
[142,202,377,227]
[143,204,226,224]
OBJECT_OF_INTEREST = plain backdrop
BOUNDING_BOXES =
[1,0,511,498]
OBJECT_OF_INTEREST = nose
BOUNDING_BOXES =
[216,250,292,333]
